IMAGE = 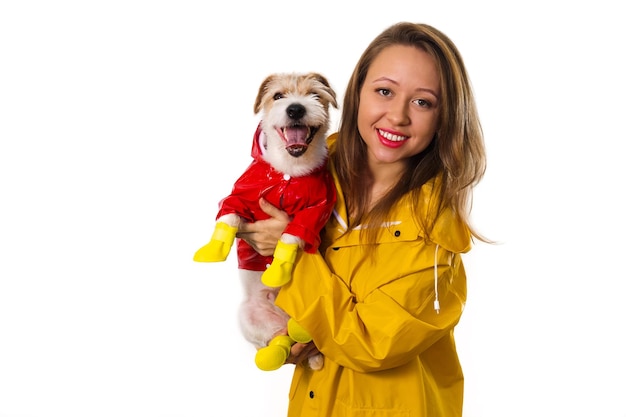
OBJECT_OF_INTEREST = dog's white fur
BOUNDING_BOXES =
[221,73,337,370]
[255,73,336,178]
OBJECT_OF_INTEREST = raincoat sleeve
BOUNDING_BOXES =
[274,189,470,373]
[275,247,465,372]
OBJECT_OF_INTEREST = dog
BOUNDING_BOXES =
[194,72,337,371]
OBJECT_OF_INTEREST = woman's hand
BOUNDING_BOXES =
[236,198,291,256]
[286,341,321,366]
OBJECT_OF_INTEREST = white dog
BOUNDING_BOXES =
[194,72,337,371]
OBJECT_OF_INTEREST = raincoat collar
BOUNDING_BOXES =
[325,133,471,254]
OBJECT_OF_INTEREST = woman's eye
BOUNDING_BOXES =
[376,88,392,97]
[414,98,431,108]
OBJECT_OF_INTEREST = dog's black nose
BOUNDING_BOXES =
[286,103,306,120]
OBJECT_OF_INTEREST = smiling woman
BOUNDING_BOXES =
[358,45,441,196]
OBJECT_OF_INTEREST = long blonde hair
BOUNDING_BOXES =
[332,22,487,243]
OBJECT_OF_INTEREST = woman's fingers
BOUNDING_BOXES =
[258,198,291,221]
[286,342,320,365]
[236,199,290,256]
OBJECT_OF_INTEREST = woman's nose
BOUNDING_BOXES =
[386,100,410,125]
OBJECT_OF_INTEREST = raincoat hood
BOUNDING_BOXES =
[250,123,265,162]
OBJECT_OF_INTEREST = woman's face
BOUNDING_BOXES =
[358,44,441,170]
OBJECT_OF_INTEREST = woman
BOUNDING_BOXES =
[238,21,487,417]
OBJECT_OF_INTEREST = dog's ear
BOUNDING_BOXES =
[254,75,276,114]
[309,73,338,109]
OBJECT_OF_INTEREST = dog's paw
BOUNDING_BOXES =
[261,240,298,287]
[255,335,293,371]
[193,241,229,262]
[287,318,312,344]
[308,354,324,371]
[193,222,237,262]
[261,261,292,287]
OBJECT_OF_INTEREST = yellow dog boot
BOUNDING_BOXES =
[261,240,299,287]
[287,318,312,344]
[255,335,295,371]
[193,222,237,262]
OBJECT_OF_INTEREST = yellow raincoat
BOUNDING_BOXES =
[275,135,472,417]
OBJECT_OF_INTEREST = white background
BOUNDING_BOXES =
[1,1,625,416]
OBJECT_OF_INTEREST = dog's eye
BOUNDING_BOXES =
[273,93,284,100]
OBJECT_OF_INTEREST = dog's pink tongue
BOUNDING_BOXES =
[285,126,309,145]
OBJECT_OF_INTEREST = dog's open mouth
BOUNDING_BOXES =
[276,125,320,157]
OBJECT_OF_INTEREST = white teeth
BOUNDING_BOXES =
[378,129,407,142]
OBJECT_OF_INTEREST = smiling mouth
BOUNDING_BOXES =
[277,125,320,157]
[378,129,408,142]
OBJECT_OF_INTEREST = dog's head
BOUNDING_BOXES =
[254,72,338,177]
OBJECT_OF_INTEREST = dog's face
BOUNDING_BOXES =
[254,73,338,177]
